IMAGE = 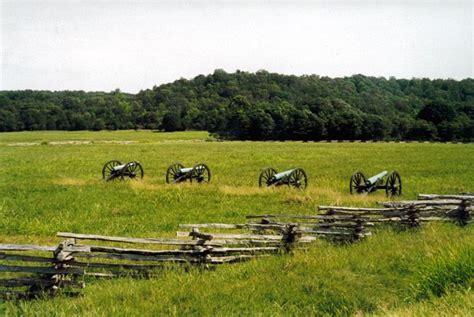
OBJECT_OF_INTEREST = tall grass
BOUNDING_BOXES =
[0,131,473,316]
[411,246,473,300]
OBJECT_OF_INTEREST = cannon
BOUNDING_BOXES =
[259,167,308,189]
[349,170,401,196]
[102,160,144,181]
[166,163,211,184]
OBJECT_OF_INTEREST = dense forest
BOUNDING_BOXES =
[1,70,473,141]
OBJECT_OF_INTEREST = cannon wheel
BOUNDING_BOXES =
[259,167,277,187]
[350,171,367,194]
[121,161,144,180]
[288,168,308,189]
[191,163,211,183]
[166,163,185,184]
[102,160,122,181]
[385,171,402,197]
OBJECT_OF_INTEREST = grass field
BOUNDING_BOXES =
[0,130,473,316]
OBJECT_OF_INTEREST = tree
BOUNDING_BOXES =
[418,100,456,125]
[247,109,275,140]
[162,112,183,132]
[406,120,437,140]
[361,114,390,140]
[0,109,17,131]
[0,72,472,141]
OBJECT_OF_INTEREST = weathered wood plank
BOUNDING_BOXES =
[0,243,88,253]
[57,232,223,246]
[178,223,286,230]
[208,254,269,264]
[195,239,282,246]
[246,214,321,220]
[0,253,55,263]
[418,217,452,222]
[176,231,284,240]
[87,246,202,256]
[302,226,356,233]
[318,206,398,212]
[179,223,246,229]
[382,200,463,207]
[324,209,378,216]
[72,252,204,262]
[209,246,280,253]
[298,236,317,243]
[378,210,412,217]
[370,218,403,222]
[418,194,474,201]
[302,229,354,236]
[0,265,84,275]
[247,214,370,221]
[418,210,451,217]
[70,261,166,271]
[320,209,409,217]
[300,222,374,229]
[0,244,56,252]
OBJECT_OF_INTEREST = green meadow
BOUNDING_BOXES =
[0,130,473,316]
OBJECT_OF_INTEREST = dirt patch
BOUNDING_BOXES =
[97,141,137,145]
[7,142,40,147]
[284,194,314,205]
[7,140,138,146]
[49,141,92,145]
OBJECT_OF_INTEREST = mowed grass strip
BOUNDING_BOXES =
[0,131,473,316]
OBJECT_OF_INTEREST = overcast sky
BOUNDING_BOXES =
[1,0,472,93]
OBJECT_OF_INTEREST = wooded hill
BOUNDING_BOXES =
[1,70,473,141]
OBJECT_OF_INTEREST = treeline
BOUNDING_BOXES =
[0,70,473,141]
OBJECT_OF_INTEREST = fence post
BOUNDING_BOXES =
[352,215,365,241]
[281,224,300,252]
[50,239,75,295]
[189,228,213,265]
[458,199,471,226]
[401,204,420,228]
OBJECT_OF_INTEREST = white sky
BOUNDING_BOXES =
[1,0,473,93]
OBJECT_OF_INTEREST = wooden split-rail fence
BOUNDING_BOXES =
[2,193,470,300]
[382,193,473,226]
[318,193,473,228]
[242,213,372,242]
[0,242,85,300]
[1,212,373,299]
[0,229,293,300]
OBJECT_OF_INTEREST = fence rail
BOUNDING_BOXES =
[318,193,472,227]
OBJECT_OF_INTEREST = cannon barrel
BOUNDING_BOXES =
[112,164,126,171]
[179,167,193,173]
[272,169,296,181]
[366,171,388,185]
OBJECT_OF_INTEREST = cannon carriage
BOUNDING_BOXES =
[259,167,308,189]
[350,170,401,196]
[166,163,211,184]
[102,160,144,181]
